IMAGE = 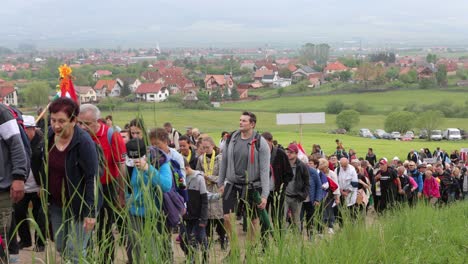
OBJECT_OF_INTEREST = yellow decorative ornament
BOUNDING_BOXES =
[58,64,72,79]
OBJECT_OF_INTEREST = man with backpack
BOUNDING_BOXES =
[0,103,28,262]
[218,111,271,248]
[261,132,293,230]
[164,122,181,150]
[78,104,127,264]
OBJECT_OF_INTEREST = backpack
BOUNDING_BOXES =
[162,174,186,227]
[225,130,262,152]
[0,104,31,176]
[148,146,186,227]
[169,158,189,202]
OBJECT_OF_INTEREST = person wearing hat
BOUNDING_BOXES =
[284,143,310,231]
[374,159,403,213]
[407,161,424,202]
[14,115,47,252]
[125,138,172,264]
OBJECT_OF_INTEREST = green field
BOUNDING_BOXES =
[221,90,468,114]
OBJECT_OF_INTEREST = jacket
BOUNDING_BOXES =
[128,162,172,217]
[408,169,424,193]
[0,105,28,190]
[196,153,223,219]
[423,177,440,198]
[184,170,208,225]
[30,129,46,186]
[48,125,99,219]
[308,167,323,203]
[270,146,293,193]
[218,130,271,199]
[285,158,310,202]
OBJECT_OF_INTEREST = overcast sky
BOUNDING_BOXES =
[1,0,468,48]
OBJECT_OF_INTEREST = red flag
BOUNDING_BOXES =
[58,64,78,103]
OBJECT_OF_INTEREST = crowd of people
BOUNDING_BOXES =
[0,98,467,263]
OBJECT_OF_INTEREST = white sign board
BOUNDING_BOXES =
[423,158,437,164]
[276,112,326,125]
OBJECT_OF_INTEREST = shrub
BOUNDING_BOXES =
[336,110,360,131]
[326,99,345,114]
[384,111,416,133]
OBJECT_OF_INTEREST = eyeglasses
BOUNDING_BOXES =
[78,121,94,126]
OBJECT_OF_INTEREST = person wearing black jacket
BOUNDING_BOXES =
[284,143,310,231]
[14,116,47,252]
[181,160,209,263]
[261,132,293,229]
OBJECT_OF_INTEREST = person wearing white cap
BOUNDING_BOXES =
[391,157,400,168]
[14,115,47,252]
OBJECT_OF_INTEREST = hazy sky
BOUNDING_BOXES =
[1,0,468,48]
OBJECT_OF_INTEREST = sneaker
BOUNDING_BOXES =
[328,228,335,234]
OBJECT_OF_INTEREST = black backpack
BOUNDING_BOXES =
[225,130,262,151]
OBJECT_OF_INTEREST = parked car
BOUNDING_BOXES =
[374,129,386,139]
[443,128,462,140]
[459,129,467,140]
[401,135,413,141]
[419,129,428,139]
[430,130,442,141]
[391,131,401,140]
[359,128,374,138]
[404,131,414,139]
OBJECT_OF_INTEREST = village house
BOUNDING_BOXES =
[120,77,142,93]
[236,88,249,99]
[292,65,321,82]
[93,70,113,80]
[93,79,123,98]
[324,61,348,74]
[0,85,18,106]
[0,64,17,72]
[75,86,97,103]
[240,60,255,71]
[135,83,169,102]
[204,74,234,95]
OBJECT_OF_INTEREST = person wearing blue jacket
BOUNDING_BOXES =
[125,138,172,264]
[407,161,424,204]
[302,157,323,239]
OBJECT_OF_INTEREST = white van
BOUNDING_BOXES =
[443,128,462,140]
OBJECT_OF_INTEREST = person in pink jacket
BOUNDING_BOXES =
[423,170,440,205]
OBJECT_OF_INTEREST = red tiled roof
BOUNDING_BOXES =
[75,86,94,94]
[135,83,165,94]
[94,80,117,92]
[0,86,15,97]
[288,64,298,72]
[275,58,290,65]
[324,61,347,72]
[399,67,412,75]
[254,69,273,78]
[95,70,112,76]
[0,79,4,84]
[205,75,231,86]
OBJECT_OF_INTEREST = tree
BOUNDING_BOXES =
[426,53,437,64]
[326,99,345,114]
[369,52,396,64]
[384,111,416,133]
[436,64,448,87]
[338,71,352,82]
[298,43,330,66]
[338,57,359,68]
[385,67,400,81]
[278,68,292,78]
[230,87,240,100]
[416,110,445,141]
[355,62,375,88]
[419,77,437,89]
[336,110,360,131]
[24,81,51,107]
[210,88,222,101]
[400,69,418,84]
